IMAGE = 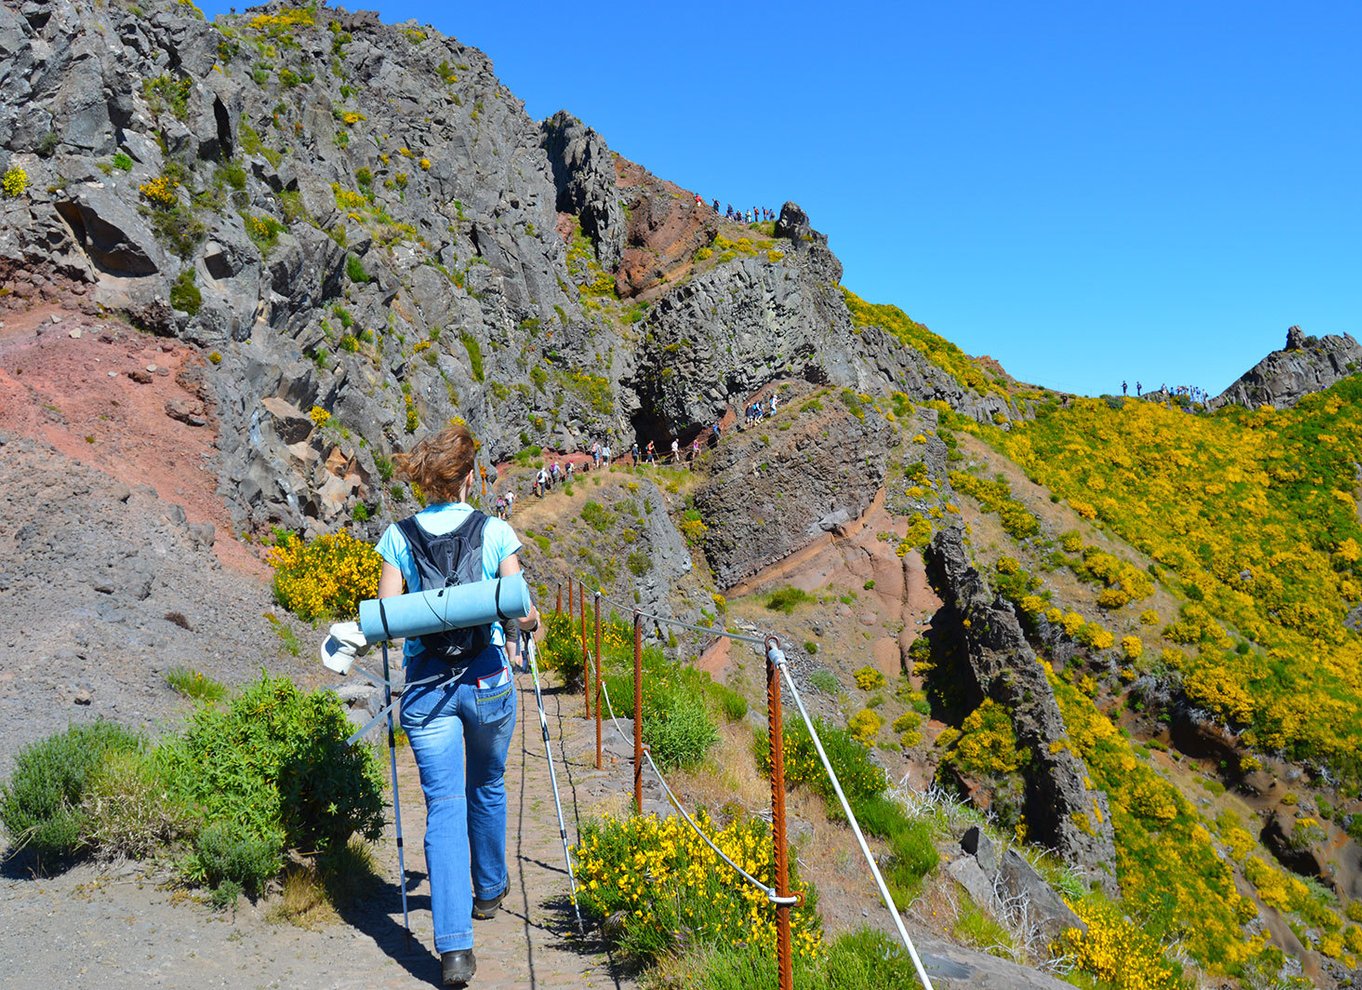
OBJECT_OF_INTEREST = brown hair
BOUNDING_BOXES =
[393,422,477,504]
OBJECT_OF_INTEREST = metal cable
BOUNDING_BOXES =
[594,590,772,647]
[770,647,936,989]
[597,678,798,907]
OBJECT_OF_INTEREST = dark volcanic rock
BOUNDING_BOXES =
[540,110,624,271]
[694,400,893,589]
[1213,325,1362,410]
[2,0,1026,539]
[926,527,1118,886]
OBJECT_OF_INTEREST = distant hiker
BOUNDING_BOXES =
[550,461,562,486]
[1136,381,1142,397]
[710,422,721,447]
[602,443,612,467]
[768,393,777,416]
[695,193,703,207]
[631,441,641,464]
[645,440,656,463]
[376,422,541,988]
[1122,380,1128,396]
[671,438,680,463]
[590,441,600,467]
[690,437,701,462]
[504,488,514,518]
[712,198,720,212]
[534,468,546,497]
[495,494,507,520]
[565,461,574,482]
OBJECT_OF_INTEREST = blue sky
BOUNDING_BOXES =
[202,1,1361,396]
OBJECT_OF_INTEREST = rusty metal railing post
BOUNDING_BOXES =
[555,582,562,615]
[594,591,603,770]
[579,581,590,718]
[765,636,793,990]
[633,610,643,815]
[567,579,573,619]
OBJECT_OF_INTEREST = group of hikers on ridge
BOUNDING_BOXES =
[692,193,776,225]
[1121,380,1211,406]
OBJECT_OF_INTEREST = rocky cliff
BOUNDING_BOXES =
[1213,324,1362,410]
[0,0,1014,543]
[926,527,1118,884]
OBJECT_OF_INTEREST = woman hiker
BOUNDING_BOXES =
[377,423,542,987]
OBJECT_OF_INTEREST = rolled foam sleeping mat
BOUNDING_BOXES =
[358,572,531,643]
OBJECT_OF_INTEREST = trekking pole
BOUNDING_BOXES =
[381,641,412,947]
[526,632,585,934]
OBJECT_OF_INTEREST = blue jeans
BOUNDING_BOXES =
[400,644,517,954]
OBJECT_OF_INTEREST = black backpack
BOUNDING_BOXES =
[395,511,492,664]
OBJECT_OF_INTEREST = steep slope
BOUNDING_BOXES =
[6,2,1362,987]
[0,0,1012,552]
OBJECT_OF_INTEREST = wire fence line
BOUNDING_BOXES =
[550,576,937,990]
[596,677,799,907]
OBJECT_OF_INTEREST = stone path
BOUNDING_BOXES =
[0,676,638,990]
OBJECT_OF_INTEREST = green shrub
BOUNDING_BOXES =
[757,716,886,807]
[808,669,840,694]
[143,74,193,119]
[186,820,282,897]
[241,211,285,253]
[765,586,815,614]
[344,253,369,283]
[160,674,386,870]
[626,550,651,576]
[81,749,196,860]
[605,663,717,771]
[658,927,927,990]
[169,268,202,316]
[704,681,748,721]
[460,332,484,382]
[0,720,144,865]
[165,668,227,703]
[112,151,134,172]
[580,500,613,532]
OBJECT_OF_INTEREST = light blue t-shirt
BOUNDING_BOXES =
[376,502,523,656]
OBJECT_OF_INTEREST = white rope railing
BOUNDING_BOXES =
[596,677,798,906]
[768,643,935,989]
[555,577,936,988]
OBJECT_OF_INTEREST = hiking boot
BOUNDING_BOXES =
[441,949,476,986]
[472,882,509,920]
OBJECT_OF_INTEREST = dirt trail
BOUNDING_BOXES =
[0,677,636,990]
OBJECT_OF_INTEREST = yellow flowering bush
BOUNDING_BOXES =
[138,175,178,207]
[847,708,882,746]
[1059,899,1185,990]
[852,665,885,691]
[895,513,932,556]
[961,382,1362,781]
[1,166,27,198]
[938,699,1027,777]
[574,811,821,963]
[1120,635,1143,660]
[308,405,331,427]
[267,531,381,621]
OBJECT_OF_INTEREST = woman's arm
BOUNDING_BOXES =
[378,562,404,599]
[498,552,540,633]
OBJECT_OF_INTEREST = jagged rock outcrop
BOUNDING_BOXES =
[694,396,893,589]
[540,110,624,270]
[1,0,1021,540]
[926,527,1117,885]
[1213,325,1362,409]
[950,826,1085,942]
